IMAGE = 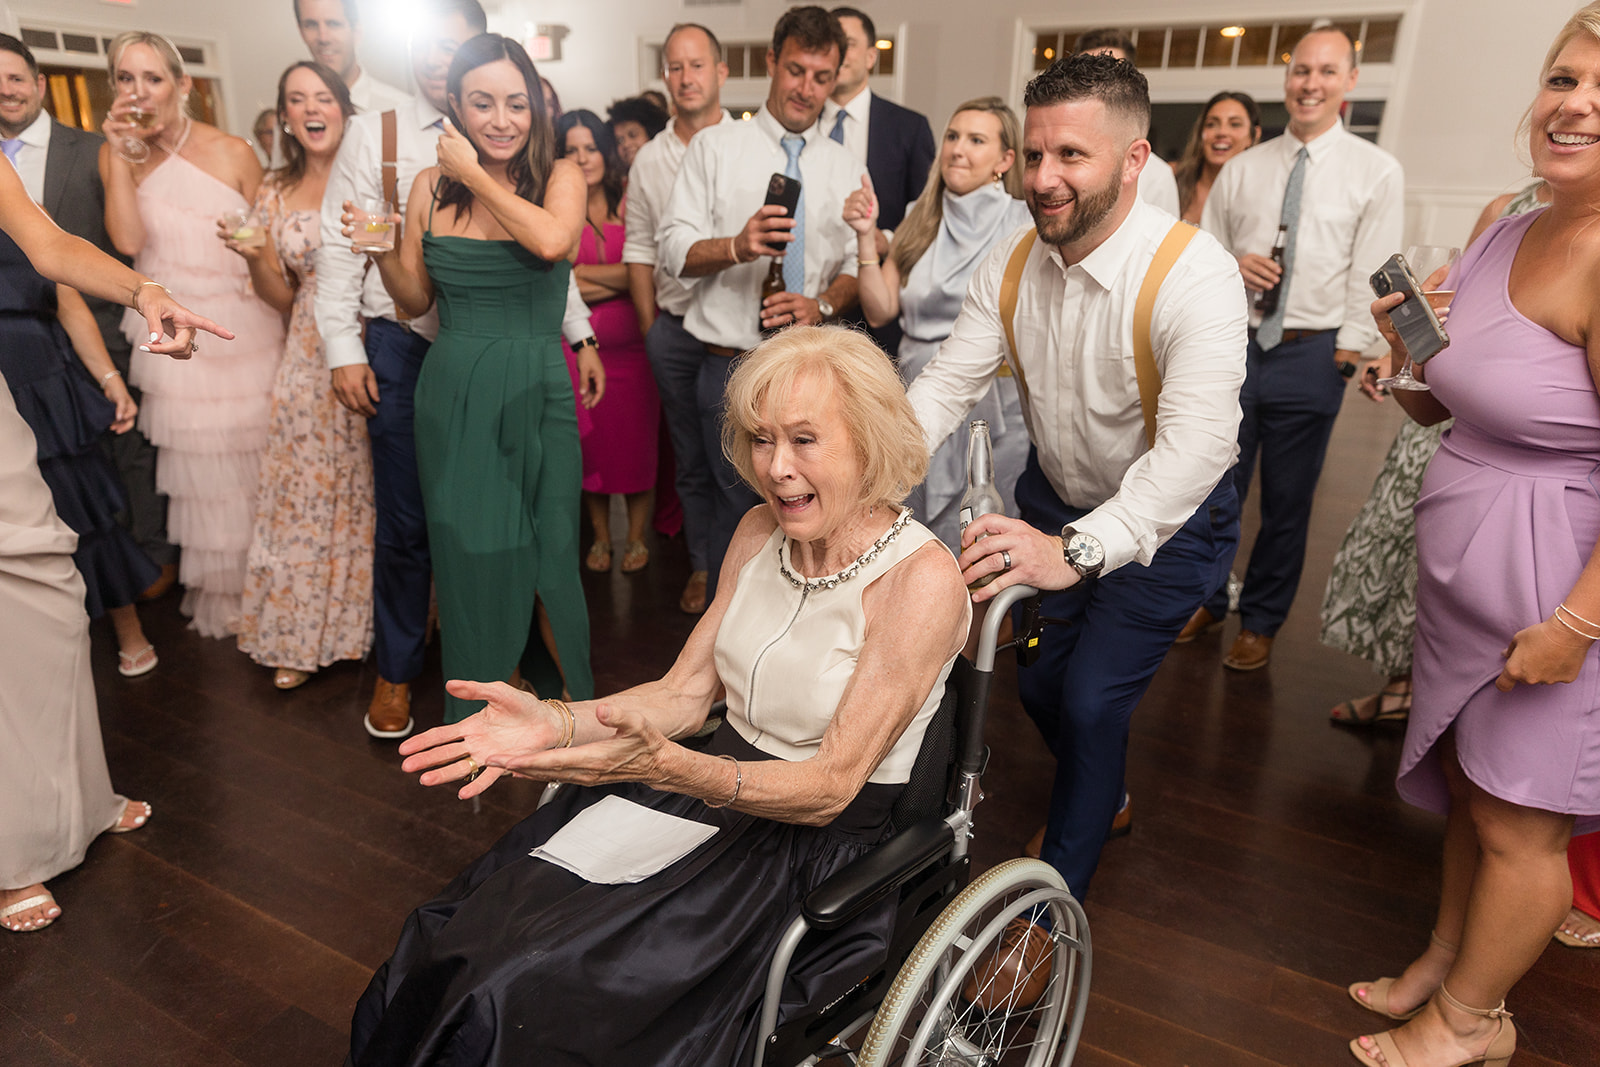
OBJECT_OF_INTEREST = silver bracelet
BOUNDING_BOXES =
[703,754,741,808]
[99,369,122,386]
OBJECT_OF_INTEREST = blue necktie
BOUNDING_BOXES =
[1256,146,1308,351]
[780,134,806,295]
[829,110,846,145]
[1,139,22,164]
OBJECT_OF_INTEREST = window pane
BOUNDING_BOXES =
[1033,32,1058,72]
[61,33,97,54]
[1167,26,1200,68]
[1202,27,1237,68]
[1235,23,1275,66]
[725,46,744,79]
[20,28,57,50]
[1134,28,1166,69]
[748,45,767,79]
[177,44,205,66]
[1277,22,1311,64]
[1347,99,1386,128]
[1362,18,1400,64]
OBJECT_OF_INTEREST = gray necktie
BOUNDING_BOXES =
[1255,146,1308,351]
[829,110,846,145]
[781,134,807,294]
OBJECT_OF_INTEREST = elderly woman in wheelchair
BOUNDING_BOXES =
[348,326,989,1065]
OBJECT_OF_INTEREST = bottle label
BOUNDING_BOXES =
[959,506,973,529]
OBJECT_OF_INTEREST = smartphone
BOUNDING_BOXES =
[1369,252,1449,364]
[760,173,802,257]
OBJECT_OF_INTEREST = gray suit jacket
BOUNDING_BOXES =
[42,119,131,354]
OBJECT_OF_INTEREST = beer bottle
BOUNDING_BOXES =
[759,258,786,339]
[1255,223,1288,316]
[958,420,1005,589]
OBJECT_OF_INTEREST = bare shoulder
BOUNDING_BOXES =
[862,538,969,654]
[726,504,780,570]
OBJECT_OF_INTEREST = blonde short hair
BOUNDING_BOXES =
[1543,2,1600,77]
[722,326,929,513]
[106,31,191,117]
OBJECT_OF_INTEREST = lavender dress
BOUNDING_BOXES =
[1402,208,1600,834]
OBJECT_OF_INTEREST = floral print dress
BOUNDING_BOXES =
[237,183,375,671]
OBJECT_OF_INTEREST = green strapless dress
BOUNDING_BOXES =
[414,234,593,722]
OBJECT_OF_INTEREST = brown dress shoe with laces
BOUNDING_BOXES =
[1223,630,1273,671]
[1174,605,1221,644]
[365,678,414,739]
[962,918,1053,1011]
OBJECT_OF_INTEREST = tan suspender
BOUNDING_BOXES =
[1000,220,1199,448]
[379,109,409,322]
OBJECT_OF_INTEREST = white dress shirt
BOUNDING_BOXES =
[621,112,729,318]
[1137,151,1180,217]
[5,109,52,204]
[348,70,412,115]
[1201,120,1403,353]
[818,86,871,164]
[907,199,1248,574]
[316,97,591,370]
[659,106,866,351]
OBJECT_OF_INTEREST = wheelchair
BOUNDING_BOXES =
[750,583,1092,1067]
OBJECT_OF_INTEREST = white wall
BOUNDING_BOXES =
[0,0,1580,246]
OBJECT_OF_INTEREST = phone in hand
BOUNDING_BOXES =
[761,173,802,256]
[1369,252,1449,364]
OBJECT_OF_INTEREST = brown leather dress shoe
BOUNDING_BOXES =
[1174,605,1220,644]
[365,678,414,739]
[962,917,1053,1011]
[1223,630,1273,671]
[1024,825,1044,859]
[138,562,178,601]
[678,570,708,614]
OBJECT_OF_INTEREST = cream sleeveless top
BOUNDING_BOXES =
[712,511,969,784]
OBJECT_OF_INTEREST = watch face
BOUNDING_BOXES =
[1067,532,1104,568]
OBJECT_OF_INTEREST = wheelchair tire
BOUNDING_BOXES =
[855,858,1090,1067]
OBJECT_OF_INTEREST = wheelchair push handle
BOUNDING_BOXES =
[973,583,1040,672]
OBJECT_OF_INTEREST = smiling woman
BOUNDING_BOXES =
[349,326,968,1066]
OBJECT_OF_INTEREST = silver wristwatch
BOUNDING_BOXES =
[816,296,835,320]
[1061,526,1105,580]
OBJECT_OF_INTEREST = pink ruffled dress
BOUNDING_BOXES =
[124,146,285,637]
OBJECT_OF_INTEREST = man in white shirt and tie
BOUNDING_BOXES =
[659,5,865,600]
[293,0,410,114]
[1185,26,1403,671]
[623,22,730,616]
[906,54,1246,975]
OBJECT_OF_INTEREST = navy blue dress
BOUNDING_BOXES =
[0,230,158,617]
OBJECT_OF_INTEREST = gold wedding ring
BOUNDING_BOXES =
[463,754,481,781]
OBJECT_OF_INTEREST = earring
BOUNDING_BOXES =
[992,171,1003,183]
[283,123,292,135]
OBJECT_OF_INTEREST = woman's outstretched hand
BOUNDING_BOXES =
[399,680,566,799]
[133,285,235,360]
[1496,616,1593,691]
[489,703,670,787]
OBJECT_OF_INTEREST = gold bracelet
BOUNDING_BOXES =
[129,280,169,312]
[542,698,575,748]
[1554,606,1600,641]
[702,754,741,808]
[1558,601,1600,632]
[857,257,880,267]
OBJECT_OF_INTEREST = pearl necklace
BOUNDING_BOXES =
[776,508,913,591]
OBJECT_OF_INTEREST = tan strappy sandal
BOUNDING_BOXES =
[1349,984,1515,1067]
[1348,930,1457,1020]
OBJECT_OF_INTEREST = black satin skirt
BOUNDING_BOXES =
[349,725,902,1066]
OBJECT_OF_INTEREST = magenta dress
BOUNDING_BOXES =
[1403,208,1600,835]
[564,221,659,494]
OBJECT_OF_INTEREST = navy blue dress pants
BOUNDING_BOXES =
[646,312,713,574]
[1014,451,1239,899]
[1203,330,1343,636]
[365,318,433,685]
[696,349,760,602]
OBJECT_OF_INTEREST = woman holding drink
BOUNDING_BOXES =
[356,34,599,721]
[228,62,375,691]
[1344,7,1600,1064]
[100,30,285,638]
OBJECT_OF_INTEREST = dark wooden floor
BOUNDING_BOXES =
[3,384,1598,1066]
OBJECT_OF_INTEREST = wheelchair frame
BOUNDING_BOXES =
[751,583,1093,1067]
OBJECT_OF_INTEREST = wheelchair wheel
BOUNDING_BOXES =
[856,858,1090,1067]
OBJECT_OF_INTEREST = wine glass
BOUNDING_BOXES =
[1377,244,1460,392]
[115,98,156,164]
